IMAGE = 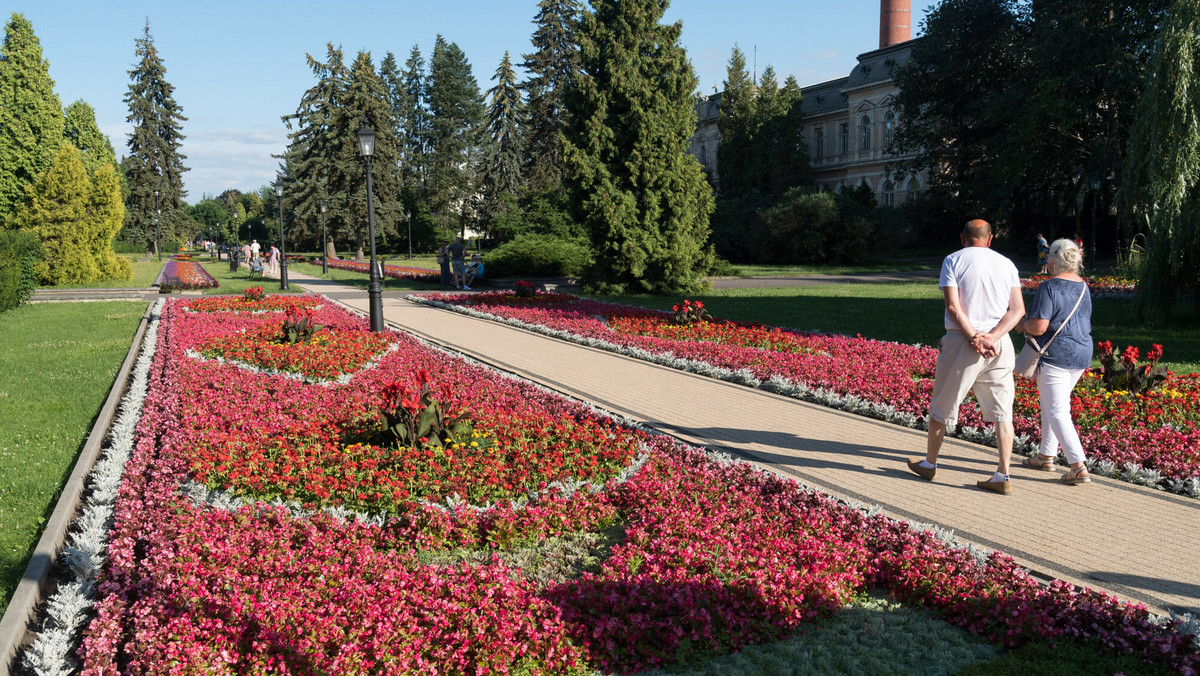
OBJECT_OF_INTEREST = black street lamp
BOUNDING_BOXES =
[358,123,383,332]
[320,200,329,275]
[406,209,413,260]
[1090,175,1101,267]
[154,189,161,262]
[275,179,289,290]
[229,210,240,273]
[215,222,221,260]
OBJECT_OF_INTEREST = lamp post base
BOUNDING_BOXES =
[368,280,383,332]
[280,261,289,290]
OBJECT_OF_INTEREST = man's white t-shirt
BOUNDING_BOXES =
[939,246,1020,332]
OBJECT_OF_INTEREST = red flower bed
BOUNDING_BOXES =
[420,291,1200,489]
[1021,274,1137,297]
[184,294,320,313]
[157,258,219,292]
[77,297,1200,674]
[313,257,440,284]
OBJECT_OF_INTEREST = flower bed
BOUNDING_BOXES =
[313,257,440,284]
[1021,274,1137,298]
[416,291,1200,494]
[61,294,1198,674]
[156,257,219,292]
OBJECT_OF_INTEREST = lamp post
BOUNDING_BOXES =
[406,209,413,260]
[1090,175,1101,266]
[154,189,161,262]
[229,210,240,272]
[274,180,289,290]
[320,201,328,275]
[215,222,221,260]
[358,123,383,332]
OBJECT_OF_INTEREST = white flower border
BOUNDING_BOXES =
[411,294,1200,500]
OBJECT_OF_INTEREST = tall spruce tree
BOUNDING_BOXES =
[0,13,64,221]
[715,45,756,198]
[123,21,188,256]
[1121,0,1200,323]
[64,99,117,175]
[427,35,485,233]
[398,44,430,190]
[520,0,582,192]
[481,51,526,221]
[563,0,715,294]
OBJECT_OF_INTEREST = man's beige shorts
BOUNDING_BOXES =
[928,331,1015,426]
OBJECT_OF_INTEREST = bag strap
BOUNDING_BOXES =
[1028,283,1087,354]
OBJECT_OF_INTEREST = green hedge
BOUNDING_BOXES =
[0,231,45,313]
[483,234,593,278]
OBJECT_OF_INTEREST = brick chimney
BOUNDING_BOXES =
[880,0,911,48]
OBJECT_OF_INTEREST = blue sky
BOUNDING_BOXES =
[19,0,934,200]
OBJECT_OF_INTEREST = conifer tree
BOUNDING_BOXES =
[563,0,715,294]
[1121,0,1200,323]
[64,99,117,175]
[715,45,756,198]
[0,13,64,221]
[398,44,430,189]
[520,0,581,192]
[123,21,188,256]
[427,36,485,233]
[481,51,526,219]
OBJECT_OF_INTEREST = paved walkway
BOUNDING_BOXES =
[282,269,1200,617]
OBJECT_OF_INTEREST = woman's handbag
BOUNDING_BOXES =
[1014,284,1087,379]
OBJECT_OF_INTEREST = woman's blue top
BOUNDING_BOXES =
[1026,277,1093,370]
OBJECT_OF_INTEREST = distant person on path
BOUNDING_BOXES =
[250,239,261,263]
[437,240,452,286]
[449,237,467,289]
[268,245,280,276]
[907,219,1025,494]
[465,253,485,288]
[1036,233,1049,274]
[241,243,251,266]
[1015,239,1093,485]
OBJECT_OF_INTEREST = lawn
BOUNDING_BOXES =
[0,301,146,617]
[594,282,1200,375]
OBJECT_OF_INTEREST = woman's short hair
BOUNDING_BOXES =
[1048,238,1084,274]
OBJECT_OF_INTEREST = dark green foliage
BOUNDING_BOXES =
[397,45,430,190]
[0,230,43,312]
[427,36,486,234]
[484,233,591,278]
[122,21,189,256]
[520,0,582,193]
[707,192,771,263]
[953,637,1176,676]
[563,0,715,294]
[759,188,877,264]
[0,13,64,220]
[488,185,584,245]
[480,51,526,232]
[63,100,117,176]
[1121,0,1200,324]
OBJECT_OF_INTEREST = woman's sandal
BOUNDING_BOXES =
[1061,466,1092,485]
[1022,455,1056,471]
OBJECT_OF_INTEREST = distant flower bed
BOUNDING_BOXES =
[73,296,1199,674]
[313,257,439,284]
[157,258,218,292]
[1021,275,1137,298]
[418,291,1200,495]
[184,294,320,313]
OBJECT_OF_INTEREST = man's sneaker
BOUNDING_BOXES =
[976,478,1013,494]
[906,459,936,481]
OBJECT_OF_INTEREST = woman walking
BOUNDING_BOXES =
[1016,239,1093,484]
[268,245,280,276]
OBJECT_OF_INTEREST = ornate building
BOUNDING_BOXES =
[691,0,926,205]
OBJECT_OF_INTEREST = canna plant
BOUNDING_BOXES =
[279,302,323,344]
[671,299,711,326]
[1097,341,1170,395]
[243,286,264,302]
[378,370,473,449]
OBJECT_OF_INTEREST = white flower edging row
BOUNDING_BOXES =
[411,295,1200,500]
[20,300,162,675]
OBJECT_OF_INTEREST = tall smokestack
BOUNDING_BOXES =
[880,0,911,48]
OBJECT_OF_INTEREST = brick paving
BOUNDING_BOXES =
[287,270,1200,617]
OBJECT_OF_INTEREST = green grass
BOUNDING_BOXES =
[726,261,937,277]
[0,301,146,616]
[593,282,1200,374]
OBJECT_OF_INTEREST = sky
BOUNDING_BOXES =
[15,0,935,201]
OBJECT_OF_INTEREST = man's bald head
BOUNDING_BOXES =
[962,219,993,247]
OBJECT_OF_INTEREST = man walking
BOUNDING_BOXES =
[449,236,468,289]
[907,219,1025,494]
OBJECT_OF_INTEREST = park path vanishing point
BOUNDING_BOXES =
[283,269,1200,618]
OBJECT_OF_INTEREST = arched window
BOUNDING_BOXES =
[860,115,872,151]
[884,111,895,147]
[907,178,920,202]
[699,144,707,170]
[840,122,850,156]
[883,180,895,206]
[813,127,824,159]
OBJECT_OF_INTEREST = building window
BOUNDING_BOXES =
[860,115,872,151]
[840,122,850,156]
[885,111,895,147]
[883,180,894,206]
[699,144,707,171]
[907,178,920,202]
[813,127,824,159]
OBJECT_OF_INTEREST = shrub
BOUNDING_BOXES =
[0,230,45,312]
[759,188,876,264]
[484,233,593,278]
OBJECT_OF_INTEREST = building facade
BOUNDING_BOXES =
[691,0,926,206]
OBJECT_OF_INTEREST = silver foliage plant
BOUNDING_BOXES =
[21,301,163,675]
